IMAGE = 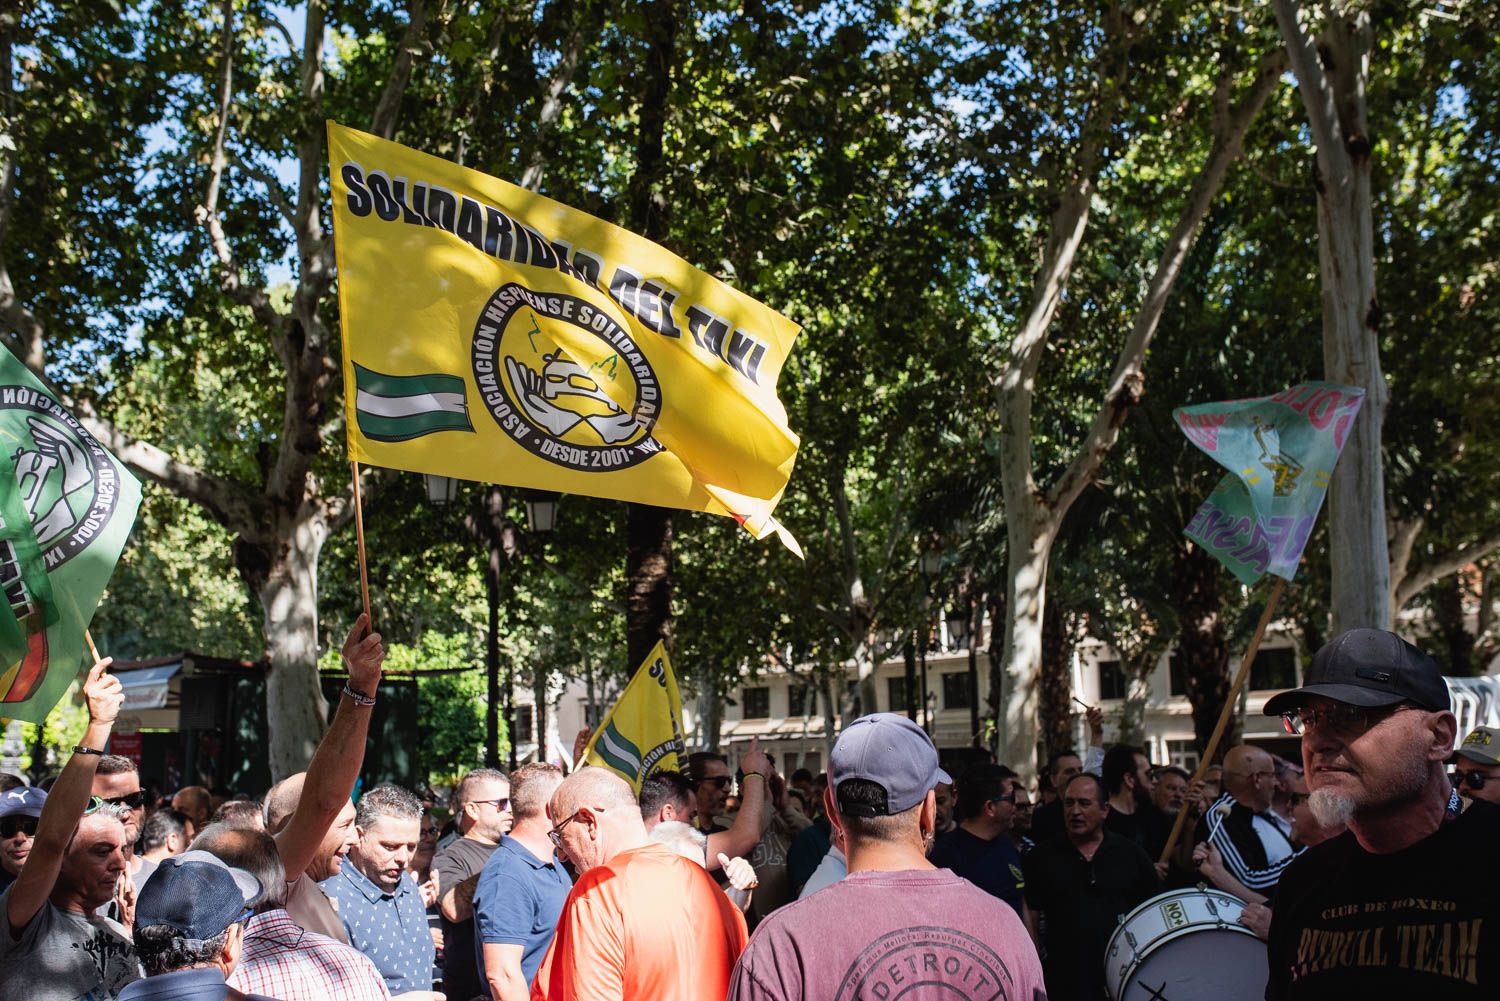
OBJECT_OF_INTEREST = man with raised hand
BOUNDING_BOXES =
[0,657,144,1001]
[266,613,385,944]
[531,767,746,1001]
[728,714,1046,1001]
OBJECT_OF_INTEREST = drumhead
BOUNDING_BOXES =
[1117,927,1268,1001]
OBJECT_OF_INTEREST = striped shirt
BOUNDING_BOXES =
[1199,792,1301,891]
[228,909,390,1001]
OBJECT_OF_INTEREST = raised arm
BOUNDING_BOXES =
[275,614,384,879]
[705,738,770,867]
[7,659,122,933]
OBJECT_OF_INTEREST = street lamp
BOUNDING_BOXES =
[423,474,459,506]
[525,493,559,534]
[917,548,943,734]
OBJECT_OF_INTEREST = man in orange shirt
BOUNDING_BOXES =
[531,767,747,1001]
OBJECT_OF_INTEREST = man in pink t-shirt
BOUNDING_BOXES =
[727,714,1047,1001]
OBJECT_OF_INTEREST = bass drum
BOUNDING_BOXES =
[1103,887,1268,1001]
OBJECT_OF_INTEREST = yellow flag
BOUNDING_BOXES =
[327,123,802,552]
[582,641,685,792]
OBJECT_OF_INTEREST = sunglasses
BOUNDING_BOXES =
[102,791,146,810]
[1281,703,1418,737]
[1456,770,1491,791]
[0,816,38,839]
[698,776,731,789]
[989,793,1017,804]
[472,798,511,811]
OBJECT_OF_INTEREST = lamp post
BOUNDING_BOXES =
[918,550,942,734]
[426,477,559,770]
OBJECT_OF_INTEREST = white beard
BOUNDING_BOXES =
[1308,788,1358,828]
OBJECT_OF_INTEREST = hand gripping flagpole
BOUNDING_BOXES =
[1159,574,1287,866]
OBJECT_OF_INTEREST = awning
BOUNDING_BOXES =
[119,663,183,710]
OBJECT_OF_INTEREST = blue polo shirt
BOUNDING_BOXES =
[321,861,434,996]
[119,967,277,1000]
[473,833,573,986]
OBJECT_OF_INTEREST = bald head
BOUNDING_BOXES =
[548,767,649,873]
[191,822,287,912]
[1223,745,1275,812]
[552,767,640,817]
[263,773,307,834]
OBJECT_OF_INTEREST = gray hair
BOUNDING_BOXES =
[140,810,191,854]
[355,785,423,829]
[134,924,231,977]
[649,820,707,866]
[190,823,287,913]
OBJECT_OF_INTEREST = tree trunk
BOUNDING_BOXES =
[625,504,674,669]
[967,592,983,746]
[1039,593,1073,757]
[253,501,331,781]
[1272,0,1389,634]
[1174,543,1234,759]
[622,0,680,672]
[697,663,722,751]
[998,511,1056,778]
[985,590,1005,756]
[1433,576,1476,676]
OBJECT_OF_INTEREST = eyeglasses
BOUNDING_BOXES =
[989,793,1017,804]
[1456,770,1491,791]
[547,806,605,846]
[0,817,38,839]
[1281,703,1419,737]
[698,776,731,789]
[102,791,146,810]
[472,798,511,811]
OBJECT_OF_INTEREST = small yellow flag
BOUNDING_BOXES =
[327,122,802,552]
[582,641,685,792]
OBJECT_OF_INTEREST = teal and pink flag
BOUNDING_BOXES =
[1175,382,1364,585]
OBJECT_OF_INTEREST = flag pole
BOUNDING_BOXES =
[84,630,102,664]
[351,460,372,623]
[1159,574,1288,865]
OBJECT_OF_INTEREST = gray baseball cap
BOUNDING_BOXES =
[830,713,952,817]
[1452,726,1500,767]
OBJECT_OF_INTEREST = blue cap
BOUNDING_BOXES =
[0,787,45,819]
[136,850,261,940]
[830,713,952,816]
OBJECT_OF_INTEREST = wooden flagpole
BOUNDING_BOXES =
[351,460,372,623]
[84,630,102,664]
[1159,574,1288,865]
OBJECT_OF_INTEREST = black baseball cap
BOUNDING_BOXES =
[135,850,261,941]
[830,713,952,817]
[1263,628,1450,716]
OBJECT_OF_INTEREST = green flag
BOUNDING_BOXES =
[0,348,141,722]
[1175,382,1364,586]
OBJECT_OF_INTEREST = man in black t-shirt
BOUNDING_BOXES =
[432,766,513,1001]
[929,763,1026,914]
[1023,772,1159,1001]
[1263,628,1500,1000]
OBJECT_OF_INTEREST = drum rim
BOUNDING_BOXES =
[1103,887,1261,997]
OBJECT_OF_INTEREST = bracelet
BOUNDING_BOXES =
[342,683,377,707]
[72,745,105,756]
[741,771,767,782]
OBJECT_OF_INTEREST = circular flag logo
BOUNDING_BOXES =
[471,283,663,472]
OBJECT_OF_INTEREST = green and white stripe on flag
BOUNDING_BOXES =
[592,721,644,783]
[353,363,474,442]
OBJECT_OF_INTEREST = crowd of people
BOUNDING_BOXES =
[0,622,1495,1000]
